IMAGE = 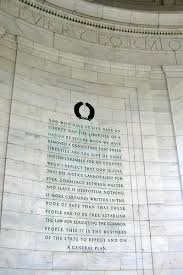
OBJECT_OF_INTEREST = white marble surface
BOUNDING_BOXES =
[0,1,183,274]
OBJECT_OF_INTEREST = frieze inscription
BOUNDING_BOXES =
[13,6,183,52]
[1,0,183,53]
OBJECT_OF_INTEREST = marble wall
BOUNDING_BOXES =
[0,27,16,224]
[0,0,183,274]
[0,35,182,275]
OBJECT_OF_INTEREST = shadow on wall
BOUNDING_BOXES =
[83,0,161,6]
[83,0,125,6]
[83,0,181,10]
[83,0,143,7]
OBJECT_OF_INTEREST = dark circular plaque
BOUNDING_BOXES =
[74,102,95,121]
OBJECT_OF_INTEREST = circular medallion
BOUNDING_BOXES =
[74,102,95,121]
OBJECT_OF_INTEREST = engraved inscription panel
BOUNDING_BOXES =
[45,119,134,252]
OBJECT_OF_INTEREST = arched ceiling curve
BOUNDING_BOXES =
[46,0,183,11]
[35,0,183,29]
[1,0,183,65]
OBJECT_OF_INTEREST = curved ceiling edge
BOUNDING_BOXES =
[1,0,182,66]
[19,0,183,33]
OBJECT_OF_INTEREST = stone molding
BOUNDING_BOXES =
[18,0,183,36]
[1,0,183,65]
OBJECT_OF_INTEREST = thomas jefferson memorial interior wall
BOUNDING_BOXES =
[0,0,183,274]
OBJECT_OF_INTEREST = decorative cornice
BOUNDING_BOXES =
[18,0,183,36]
